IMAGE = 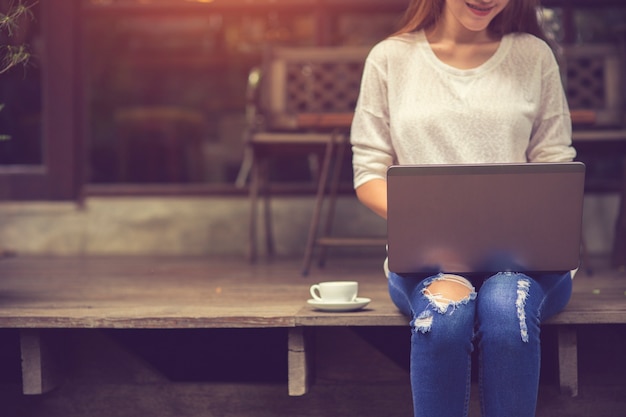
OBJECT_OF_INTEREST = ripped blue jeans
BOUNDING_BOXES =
[388,270,572,417]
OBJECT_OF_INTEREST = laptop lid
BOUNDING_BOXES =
[386,162,586,275]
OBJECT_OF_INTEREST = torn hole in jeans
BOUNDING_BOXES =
[412,274,476,334]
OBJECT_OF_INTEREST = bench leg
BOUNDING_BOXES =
[288,327,314,396]
[556,326,578,397]
[20,329,63,395]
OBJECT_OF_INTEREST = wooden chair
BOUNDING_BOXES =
[564,44,623,127]
[564,43,626,269]
[241,46,374,270]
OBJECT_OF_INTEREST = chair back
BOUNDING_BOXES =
[563,44,624,127]
[256,46,370,130]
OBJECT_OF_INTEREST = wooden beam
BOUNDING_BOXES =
[557,326,579,397]
[20,329,64,395]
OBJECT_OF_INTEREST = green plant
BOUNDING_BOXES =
[0,0,36,75]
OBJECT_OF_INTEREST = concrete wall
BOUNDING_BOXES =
[0,194,619,257]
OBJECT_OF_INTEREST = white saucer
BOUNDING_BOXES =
[307,297,371,312]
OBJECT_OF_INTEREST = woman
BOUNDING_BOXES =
[350,0,576,416]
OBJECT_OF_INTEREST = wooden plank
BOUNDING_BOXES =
[557,326,579,397]
[20,329,63,395]
[0,256,624,329]
[296,112,354,129]
[316,237,387,247]
[572,129,626,142]
[250,132,339,145]
[0,257,305,329]
[1,316,296,329]
[296,304,408,327]
[570,109,597,126]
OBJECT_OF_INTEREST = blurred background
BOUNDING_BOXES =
[1,0,624,189]
[0,0,624,260]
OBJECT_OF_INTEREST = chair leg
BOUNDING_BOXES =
[236,146,254,188]
[249,153,276,261]
[261,158,275,258]
[302,138,337,276]
[248,151,260,263]
[611,156,626,269]
[317,133,348,268]
[580,235,593,276]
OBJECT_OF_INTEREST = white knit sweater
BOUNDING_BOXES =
[351,30,576,189]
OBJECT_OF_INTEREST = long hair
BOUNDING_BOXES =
[392,0,444,36]
[392,0,549,43]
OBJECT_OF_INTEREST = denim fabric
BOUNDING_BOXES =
[388,270,572,417]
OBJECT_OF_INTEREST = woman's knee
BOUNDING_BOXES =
[477,273,539,343]
[412,274,477,335]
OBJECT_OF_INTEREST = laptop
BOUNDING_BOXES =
[386,162,586,275]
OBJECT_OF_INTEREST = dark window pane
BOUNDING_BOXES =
[83,6,317,185]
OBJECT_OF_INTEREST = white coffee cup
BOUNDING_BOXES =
[310,281,358,303]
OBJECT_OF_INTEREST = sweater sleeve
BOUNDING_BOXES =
[351,45,397,189]
[526,46,576,162]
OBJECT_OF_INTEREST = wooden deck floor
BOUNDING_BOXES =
[1,255,626,417]
[0,255,624,329]
[0,255,397,328]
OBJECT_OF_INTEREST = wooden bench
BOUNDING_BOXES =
[290,270,626,397]
[0,256,624,400]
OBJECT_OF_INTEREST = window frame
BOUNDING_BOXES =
[0,0,83,201]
